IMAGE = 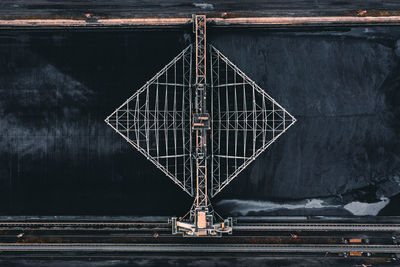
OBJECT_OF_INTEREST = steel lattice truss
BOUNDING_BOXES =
[209,45,296,196]
[106,45,194,196]
[105,44,296,198]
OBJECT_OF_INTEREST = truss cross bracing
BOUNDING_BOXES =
[105,14,296,237]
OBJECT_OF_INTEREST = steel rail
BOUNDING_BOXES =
[0,243,399,253]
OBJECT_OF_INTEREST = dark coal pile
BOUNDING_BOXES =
[0,26,399,216]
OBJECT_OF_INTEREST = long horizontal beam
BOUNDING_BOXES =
[235,223,400,232]
[209,16,400,26]
[1,221,398,232]
[0,18,192,28]
[1,16,400,28]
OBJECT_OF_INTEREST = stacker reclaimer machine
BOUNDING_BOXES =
[105,15,296,236]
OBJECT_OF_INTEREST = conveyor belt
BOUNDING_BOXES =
[0,222,399,232]
[0,222,169,231]
[234,223,400,232]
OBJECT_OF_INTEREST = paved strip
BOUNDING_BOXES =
[1,16,400,28]
[0,243,399,253]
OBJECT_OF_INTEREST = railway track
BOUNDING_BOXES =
[0,221,398,257]
[0,243,399,253]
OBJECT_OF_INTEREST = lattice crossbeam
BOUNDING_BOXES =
[106,45,194,196]
[209,45,296,196]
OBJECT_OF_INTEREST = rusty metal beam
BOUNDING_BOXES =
[1,16,400,28]
[0,18,192,28]
[208,16,400,26]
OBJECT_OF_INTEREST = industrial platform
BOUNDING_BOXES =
[0,216,399,262]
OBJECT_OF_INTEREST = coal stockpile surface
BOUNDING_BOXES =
[0,29,194,216]
[0,26,399,216]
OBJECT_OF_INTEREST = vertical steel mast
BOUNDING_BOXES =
[171,15,233,236]
[193,14,208,223]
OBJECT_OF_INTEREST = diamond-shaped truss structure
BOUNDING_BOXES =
[106,15,296,236]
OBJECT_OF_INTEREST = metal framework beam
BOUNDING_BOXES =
[105,45,194,196]
[172,15,232,237]
[4,16,400,28]
[193,14,208,218]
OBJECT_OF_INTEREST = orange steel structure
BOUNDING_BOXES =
[172,15,232,236]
